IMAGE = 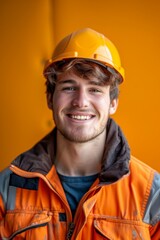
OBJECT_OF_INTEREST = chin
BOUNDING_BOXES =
[59,128,105,143]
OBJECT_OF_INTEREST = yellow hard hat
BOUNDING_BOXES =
[44,28,124,82]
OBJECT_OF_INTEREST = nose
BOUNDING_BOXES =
[72,89,89,108]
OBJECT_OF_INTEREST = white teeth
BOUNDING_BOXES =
[71,115,91,120]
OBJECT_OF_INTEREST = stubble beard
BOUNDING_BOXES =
[56,123,107,143]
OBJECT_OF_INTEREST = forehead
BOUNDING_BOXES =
[57,70,107,86]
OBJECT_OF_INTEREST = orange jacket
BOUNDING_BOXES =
[0,120,160,239]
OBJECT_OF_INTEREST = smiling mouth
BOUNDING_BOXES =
[67,114,94,120]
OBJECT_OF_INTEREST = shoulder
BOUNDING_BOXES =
[0,167,12,188]
[128,156,156,191]
[129,156,156,184]
[130,156,156,174]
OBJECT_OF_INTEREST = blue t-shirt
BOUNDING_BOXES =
[58,173,98,217]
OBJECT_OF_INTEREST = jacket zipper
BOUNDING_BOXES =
[66,222,75,240]
[70,184,101,239]
[65,187,100,240]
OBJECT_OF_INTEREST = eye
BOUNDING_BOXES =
[62,86,76,92]
[89,88,102,94]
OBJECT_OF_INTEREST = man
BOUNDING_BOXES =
[0,28,160,239]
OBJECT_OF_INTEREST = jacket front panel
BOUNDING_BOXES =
[0,158,156,240]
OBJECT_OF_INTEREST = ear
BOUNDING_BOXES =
[47,93,53,110]
[109,99,118,115]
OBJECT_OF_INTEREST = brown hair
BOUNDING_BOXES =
[44,59,122,100]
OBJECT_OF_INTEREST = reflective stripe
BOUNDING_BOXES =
[6,186,17,210]
[143,172,160,226]
[0,168,12,209]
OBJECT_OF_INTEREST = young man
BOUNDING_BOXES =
[0,28,160,239]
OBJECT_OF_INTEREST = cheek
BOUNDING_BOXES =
[51,94,60,114]
[52,93,69,113]
[94,96,110,112]
[52,91,63,107]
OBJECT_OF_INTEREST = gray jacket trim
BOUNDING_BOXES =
[6,186,17,210]
[143,172,160,226]
[0,168,12,209]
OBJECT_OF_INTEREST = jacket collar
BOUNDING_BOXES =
[100,118,130,183]
[12,118,130,183]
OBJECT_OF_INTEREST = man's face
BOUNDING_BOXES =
[48,70,118,143]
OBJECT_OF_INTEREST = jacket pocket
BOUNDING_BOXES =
[93,219,150,240]
[0,210,52,240]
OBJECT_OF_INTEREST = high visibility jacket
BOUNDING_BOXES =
[0,119,160,239]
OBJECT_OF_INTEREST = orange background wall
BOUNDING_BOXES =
[0,0,160,171]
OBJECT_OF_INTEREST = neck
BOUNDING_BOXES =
[55,130,106,176]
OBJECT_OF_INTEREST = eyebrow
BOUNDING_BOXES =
[57,79,104,86]
[57,79,76,85]
[89,80,104,86]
